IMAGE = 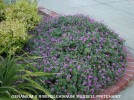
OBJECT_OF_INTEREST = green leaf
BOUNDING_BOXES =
[0,86,22,95]
[21,71,58,77]
[24,77,55,100]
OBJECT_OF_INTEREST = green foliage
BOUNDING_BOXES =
[0,0,2,3]
[0,0,41,55]
[0,53,55,100]
[0,1,6,22]
[5,0,41,30]
[0,20,30,55]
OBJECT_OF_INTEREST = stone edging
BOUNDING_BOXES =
[38,7,134,100]
[97,47,134,100]
[38,6,60,17]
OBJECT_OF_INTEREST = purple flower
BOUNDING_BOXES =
[102,75,105,79]
[66,74,71,79]
[105,32,108,35]
[47,68,51,71]
[69,68,72,72]
[95,28,98,31]
[88,81,92,87]
[51,88,54,91]
[100,37,103,42]
[77,30,80,34]
[44,68,46,72]
[82,81,87,85]
[33,64,36,67]
[89,18,94,23]
[107,77,110,81]
[106,54,110,58]
[98,65,101,69]
[112,46,114,48]
[77,66,81,71]
[82,38,87,43]
[94,78,98,81]
[62,34,66,37]
[88,75,92,79]
[87,43,91,47]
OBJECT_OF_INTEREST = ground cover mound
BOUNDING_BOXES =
[27,15,126,95]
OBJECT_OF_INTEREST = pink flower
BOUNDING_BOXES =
[112,46,114,48]
[77,66,81,70]
[88,75,92,79]
[44,68,46,72]
[89,18,94,23]
[98,65,101,69]
[77,30,80,34]
[87,43,91,47]
[106,54,110,57]
[82,38,87,43]
[82,81,87,85]
[107,77,110,81]
[62,34,66,37]
[33,64,36,67]
[66,74,71,79]
[69,68,72,72]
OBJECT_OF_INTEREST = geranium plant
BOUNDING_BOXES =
[27,15,126,95]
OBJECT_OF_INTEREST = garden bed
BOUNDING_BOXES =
[0,1,133,99]
[37,7,134,100]
[19,7,130,99]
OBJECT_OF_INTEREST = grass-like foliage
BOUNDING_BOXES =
[0,53,55,100]
[27,15,127,95]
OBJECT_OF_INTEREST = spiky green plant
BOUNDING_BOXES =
[0,53,56,100]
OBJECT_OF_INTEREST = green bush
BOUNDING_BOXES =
[0,20,30,54]
[0,0,41,55]
[5,0,41,30]
[0,1,6,22]
[0,53,55,100]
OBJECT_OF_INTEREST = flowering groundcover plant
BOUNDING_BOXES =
[26,15,126,95]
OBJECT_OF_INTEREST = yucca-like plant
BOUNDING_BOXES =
[0,53,56,100]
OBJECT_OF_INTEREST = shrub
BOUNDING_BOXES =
[0,53,55,100]
[5,0,41,30]
[0,20,30,54]
[0,0,6,22]
[27,15,126,95]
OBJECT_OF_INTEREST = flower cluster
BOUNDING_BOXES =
[27,15,126,95]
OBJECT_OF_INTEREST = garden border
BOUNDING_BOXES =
[38,7,134,100]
